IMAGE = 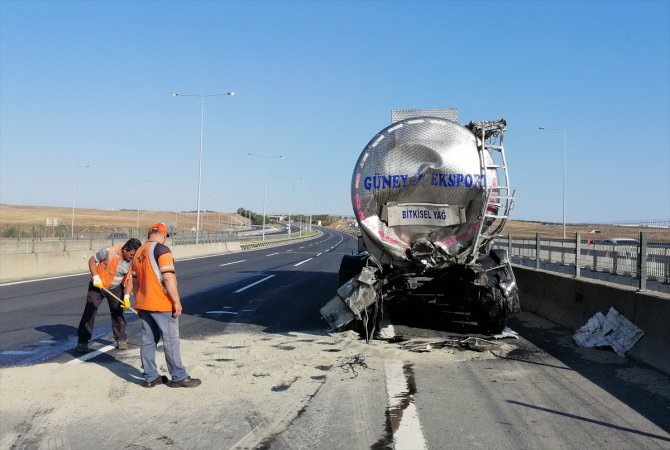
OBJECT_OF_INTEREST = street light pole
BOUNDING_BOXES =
[248,153,284,240]
[171,90,235,244]
[71,164,91,238]
[539,126,567,239]
[291,187,311,236]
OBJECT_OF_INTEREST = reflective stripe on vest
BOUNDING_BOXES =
[148,242,163,284]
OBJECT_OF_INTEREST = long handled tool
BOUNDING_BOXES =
[101,287,139,315]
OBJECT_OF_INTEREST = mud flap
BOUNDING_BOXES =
[320,266,379,329]
[320,295,356,329]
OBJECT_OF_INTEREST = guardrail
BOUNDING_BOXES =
[492,232,670,294]
[0,228,320,283]
[0,227,317,255]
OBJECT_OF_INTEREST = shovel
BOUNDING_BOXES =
[101,287,139,315]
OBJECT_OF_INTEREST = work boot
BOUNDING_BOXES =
[167,376,201,388]
[76,342,89,353]
[143,376,164,388]
[116,340,128,350]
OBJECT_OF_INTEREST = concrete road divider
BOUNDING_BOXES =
[514,265,670,375]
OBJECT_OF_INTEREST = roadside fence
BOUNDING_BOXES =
[0,225,317,255]
[492,232,670,294]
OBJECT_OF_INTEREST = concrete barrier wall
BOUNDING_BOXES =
[514,265,670,375]
[1,250,94,281]
[0,234,317,283]
[0,243,237,282]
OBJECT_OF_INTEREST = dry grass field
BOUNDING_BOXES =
[1,203,668,242]
[0,203,244,233]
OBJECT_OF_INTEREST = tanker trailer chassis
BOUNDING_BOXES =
[328,245,519,340]
[321,111,520,339]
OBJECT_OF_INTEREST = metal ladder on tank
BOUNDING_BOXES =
[466,119,516,264]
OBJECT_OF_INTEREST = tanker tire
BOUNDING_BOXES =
[475,287,507,334]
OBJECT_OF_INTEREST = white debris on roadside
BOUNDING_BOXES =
[573,307,644,356]
[492,327,519,339]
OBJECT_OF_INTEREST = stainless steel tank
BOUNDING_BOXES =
[351,117,499,265]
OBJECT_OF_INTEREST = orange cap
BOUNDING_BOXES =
[148,223,170,237]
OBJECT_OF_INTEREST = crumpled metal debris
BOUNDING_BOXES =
[573,306,644,356]
[492,327,519,339]
[399,336,502,353]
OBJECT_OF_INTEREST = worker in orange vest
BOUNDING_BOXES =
[76,238,142,353]
[132,223,200,388]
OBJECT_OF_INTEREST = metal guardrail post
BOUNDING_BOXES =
[536,233,541,269]
[639,232,647,291]
[575,232,581,278]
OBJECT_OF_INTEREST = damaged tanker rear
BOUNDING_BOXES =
[321,109,520,339]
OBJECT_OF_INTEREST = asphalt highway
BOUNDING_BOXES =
[1,228,669,449]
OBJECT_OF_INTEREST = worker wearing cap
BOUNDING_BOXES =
[131,223,201,388]
[76,238,142,353]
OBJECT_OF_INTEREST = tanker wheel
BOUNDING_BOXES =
[475,287,507,334]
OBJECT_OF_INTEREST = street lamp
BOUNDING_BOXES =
[538,126,567,239]
[292,187,311,236]
[171,90,235,244]
[71,164,92,238]
[286,177,304,236]
[248,153,284,240]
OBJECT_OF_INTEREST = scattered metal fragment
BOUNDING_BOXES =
[399,336,502,353]
[339,354,369,377]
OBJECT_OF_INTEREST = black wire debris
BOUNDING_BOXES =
[338,354,369,377]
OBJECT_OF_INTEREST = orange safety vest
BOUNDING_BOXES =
[96,246,128,288]
[132,241,176,312]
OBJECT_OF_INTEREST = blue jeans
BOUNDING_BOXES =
[138,310,188,382]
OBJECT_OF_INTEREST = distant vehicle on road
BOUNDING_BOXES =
[598,238,639,245]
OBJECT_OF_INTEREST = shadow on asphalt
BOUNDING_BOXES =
[506,313,670,435]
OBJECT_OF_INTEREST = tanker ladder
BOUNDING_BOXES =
[467,119,516,263]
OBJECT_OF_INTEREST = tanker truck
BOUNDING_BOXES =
[321,109,520,340]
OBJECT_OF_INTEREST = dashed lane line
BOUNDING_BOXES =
[233,275,275,293]
[219,260,246,267]
[294,258,313,267]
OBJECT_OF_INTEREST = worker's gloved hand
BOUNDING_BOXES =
[122,294,131,309]
[92,275,103,289]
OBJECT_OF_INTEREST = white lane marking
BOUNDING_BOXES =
[287,249,293,252]
[0,272,87,287]
[219,260,246,267]
[294,258,313,267]
[206,311,238,315]
[66,344,116,364]
[299,246,305,249]
[234,275,275,293]
[385,360,427,450]
[266,252,279,256]
[0,350,38,355]
[316,253,322,257]
[39,340,57,344]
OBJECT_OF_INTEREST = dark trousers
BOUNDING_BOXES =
[77,283,126,344]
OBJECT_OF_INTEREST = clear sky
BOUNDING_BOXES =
[1,0,668,224]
